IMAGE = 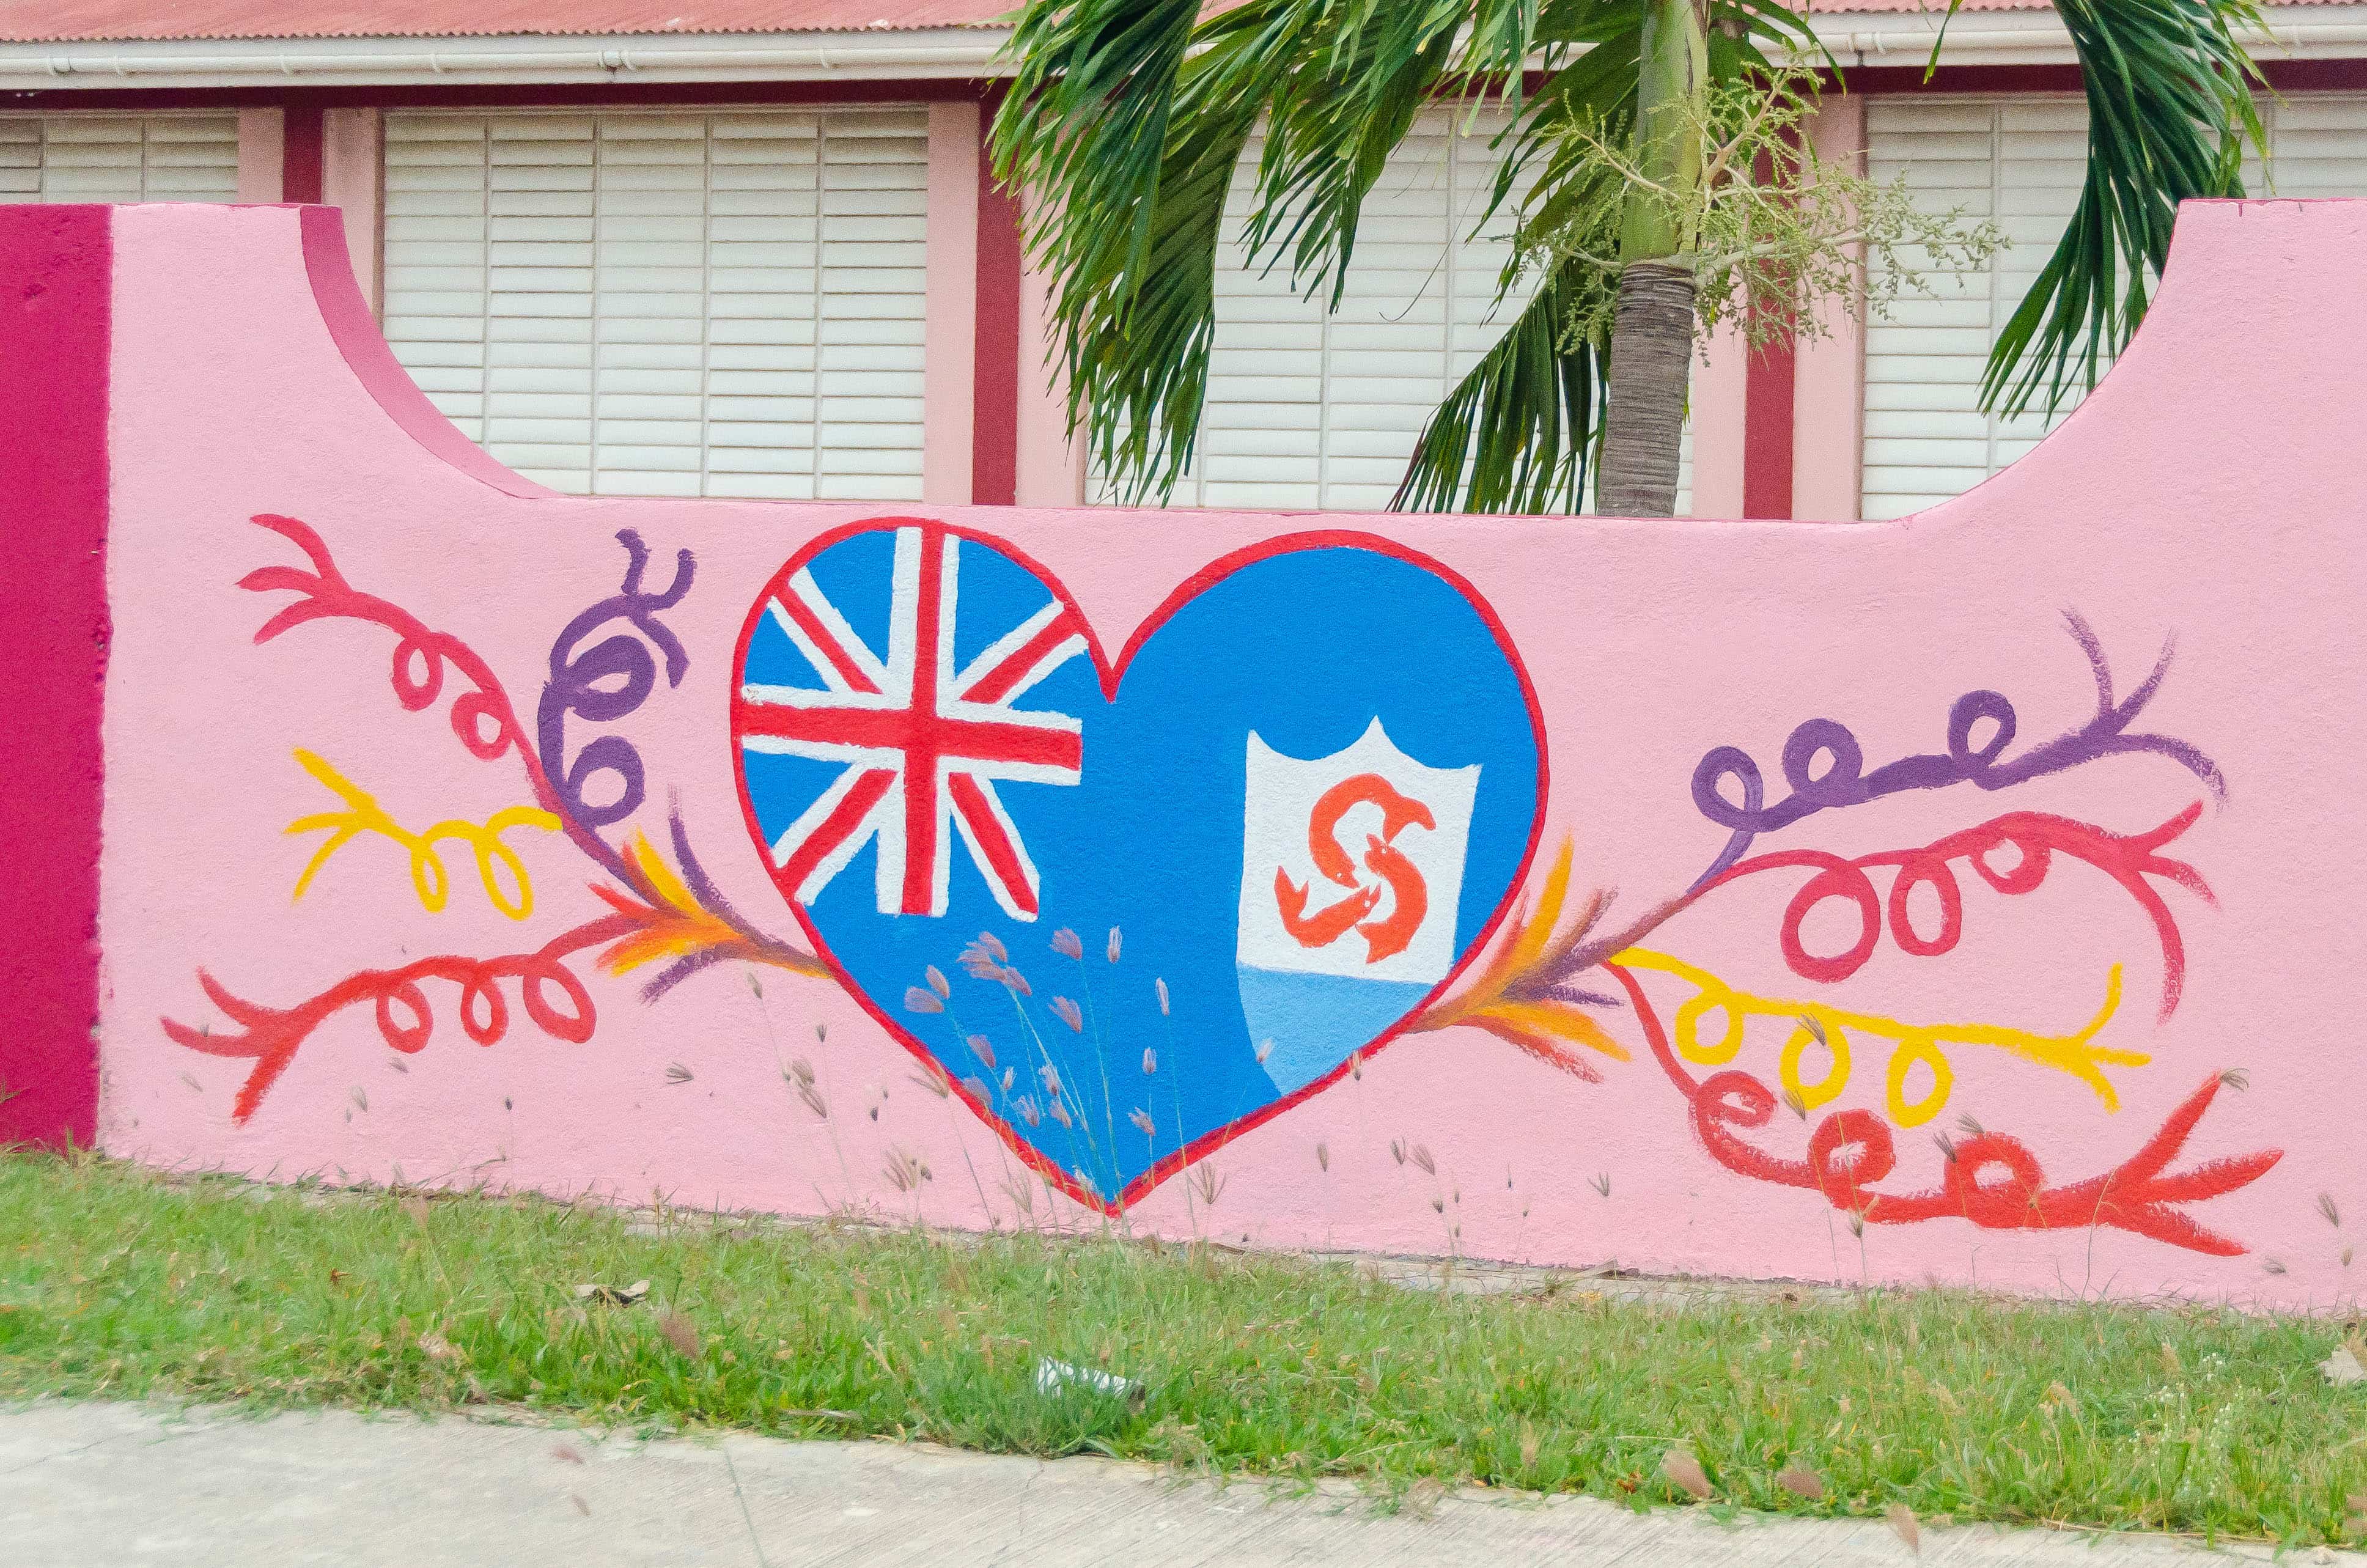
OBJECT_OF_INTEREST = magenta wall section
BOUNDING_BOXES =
[51,200,2367,1304]
[0,205,111,1149]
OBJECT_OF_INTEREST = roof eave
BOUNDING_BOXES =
[1804,2,2367,67]
[0,26,1014,90]
[6,4,2367,92]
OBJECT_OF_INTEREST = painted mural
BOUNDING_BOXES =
[8,199,2363,1305]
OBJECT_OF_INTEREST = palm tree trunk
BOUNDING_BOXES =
[1596,0,1708,518]
[1599,263,1698,517]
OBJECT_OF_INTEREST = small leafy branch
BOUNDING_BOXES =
[1523,68,2006,357]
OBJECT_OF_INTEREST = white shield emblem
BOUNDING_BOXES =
[1234,719,1481,1092]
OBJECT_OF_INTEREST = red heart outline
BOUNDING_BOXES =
[729,515,1550,1215]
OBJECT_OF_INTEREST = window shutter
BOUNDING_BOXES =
[814,111,932,501]
[1094,105,1643,515]
[1861,93,2367,519]
[383,107,930,500]
[1861,98,2026,521]
[381,115,498,461]
[0,114,237,204]
[705,113,820,501]
[2259,94,2367,196]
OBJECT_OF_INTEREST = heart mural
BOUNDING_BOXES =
[729,518,1545,1209]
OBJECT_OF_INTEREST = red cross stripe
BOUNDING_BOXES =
[734,523,1088,919]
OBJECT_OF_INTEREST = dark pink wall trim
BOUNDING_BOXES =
[1743,334,1797,521]
[972,112,1022,509]
[299,205,552,499]
[283,105,326,204]
[0,205,111,1149]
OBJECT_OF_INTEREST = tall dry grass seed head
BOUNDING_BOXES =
[1053,928,1084,960]
[883,1147,931,1193]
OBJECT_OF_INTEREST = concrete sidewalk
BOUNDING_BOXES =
[0,1399,2352,1567]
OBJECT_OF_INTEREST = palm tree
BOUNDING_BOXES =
[989,0,2261,518]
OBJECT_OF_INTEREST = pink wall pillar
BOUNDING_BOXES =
[237,109,284,204]
[924,103,981,506]
[1014,199,1086,507]
[0,205,109,1147]
[322,108,384,320]
[1685,322,1750,517]
[1792,94,1869,523]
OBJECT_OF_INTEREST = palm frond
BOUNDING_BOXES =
[1979,0,2264,418]
[1393,259,1607,513]
[992,0,1808,512]
[992,0,1320,501]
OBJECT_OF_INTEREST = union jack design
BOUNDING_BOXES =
[734,525,1089,920]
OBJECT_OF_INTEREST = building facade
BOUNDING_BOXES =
[10,0,2367,518]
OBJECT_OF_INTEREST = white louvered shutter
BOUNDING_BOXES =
[381,107,929,499]
[1094,107,1659,513]
[2255,94,2367,195]
[1861,93,2367,520]
[1860,97,2085,520]
[0,114,238,204]
[1091,106,1695,515]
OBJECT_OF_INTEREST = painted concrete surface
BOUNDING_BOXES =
[0,1400,2350,1568]
[11,196,2367,1304]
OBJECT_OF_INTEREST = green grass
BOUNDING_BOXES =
[3,1150,2363,1547]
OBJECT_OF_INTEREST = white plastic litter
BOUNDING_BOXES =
[1035,1357,1143,1403]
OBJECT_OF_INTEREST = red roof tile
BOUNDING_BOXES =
[0,1,1012,43]
[4,0,2346,44]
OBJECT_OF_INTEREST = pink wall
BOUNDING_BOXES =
[19,199,2367,1305]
